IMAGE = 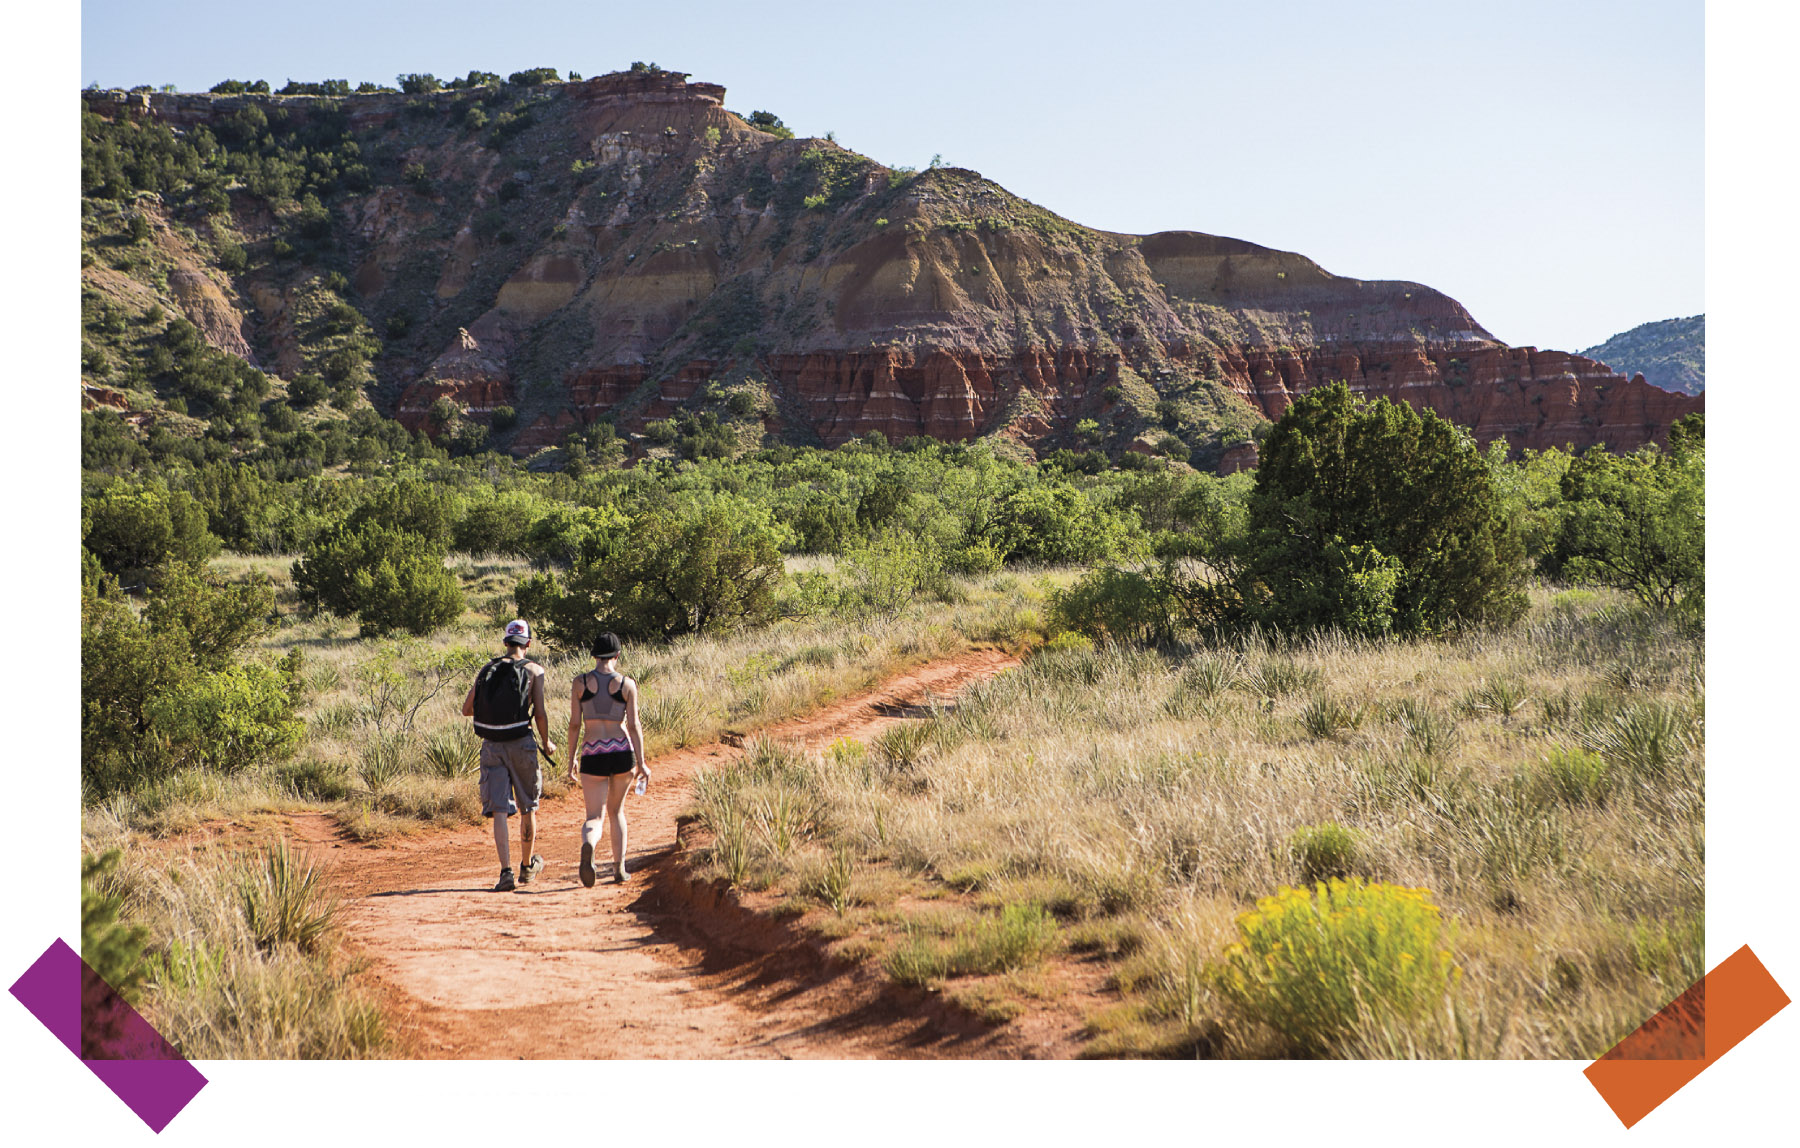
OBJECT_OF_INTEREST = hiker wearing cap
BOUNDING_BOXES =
[564,631,649,886]
[462,620,557,892]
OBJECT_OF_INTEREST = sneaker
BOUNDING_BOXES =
[611,865,629,885]
[493,868,516,892]
[519,854,544,885]
[579,842,596,889]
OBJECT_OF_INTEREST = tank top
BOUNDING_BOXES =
[579,671,628,723]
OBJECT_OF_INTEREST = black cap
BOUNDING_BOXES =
[590,631,622,658]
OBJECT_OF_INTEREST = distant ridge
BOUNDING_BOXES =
[1580,315,1704,396]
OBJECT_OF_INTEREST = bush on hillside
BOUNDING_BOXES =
[82,482,220,579]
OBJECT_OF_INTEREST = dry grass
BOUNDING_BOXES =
[89,556,1058,842]
[80,826,389,1058]
[681,585,1704,1057]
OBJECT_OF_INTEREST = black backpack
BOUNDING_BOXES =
[472,657,534,741]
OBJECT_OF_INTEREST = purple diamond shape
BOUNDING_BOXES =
[10,939,207,1133]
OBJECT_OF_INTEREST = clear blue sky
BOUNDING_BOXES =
[78,0,1700,352]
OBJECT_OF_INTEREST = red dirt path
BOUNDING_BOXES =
[293,649,1097,1059]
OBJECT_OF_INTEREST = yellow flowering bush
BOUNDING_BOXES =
[1215,879,1459,1055]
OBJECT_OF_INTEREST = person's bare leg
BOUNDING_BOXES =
[520,810,537,864]
[578,775,607,885]
[580,776,608,847]
[606,773,631,878]
[493,812,511,871]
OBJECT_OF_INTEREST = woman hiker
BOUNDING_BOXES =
[565,631,650,886]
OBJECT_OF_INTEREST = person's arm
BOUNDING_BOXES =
[624,678,648,786]
[460,678,478,718]
[529,666,555,755]
[565,677,584,782]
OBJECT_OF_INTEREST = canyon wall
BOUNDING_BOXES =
[87,71,1701,469]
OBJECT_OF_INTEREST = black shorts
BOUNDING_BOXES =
[580,750,635,777]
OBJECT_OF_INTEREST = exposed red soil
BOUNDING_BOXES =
[279,648,1115,1059]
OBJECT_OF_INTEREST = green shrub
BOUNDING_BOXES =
[985,481,1135,564]
[1048,565,1181,645]
[948,903,1058,975]
[141,563,277,667]
[293,522,463,636]
[1530,746,1611,807]
[838,528,945,620]
[143,662,305,774]
[82,851,148,1004]
[522,499,787,642]
[1553,423,1704,614]
[288,373,329,408]
[884,930,948,987]
[83,482,220,578]
[1214,880,1458,1056]
[1287,824,1362,884]
[452,492,543,557]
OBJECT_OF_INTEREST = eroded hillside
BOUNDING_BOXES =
[81,68,1700,471]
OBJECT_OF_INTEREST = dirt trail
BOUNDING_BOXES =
[299,649,1045,1059]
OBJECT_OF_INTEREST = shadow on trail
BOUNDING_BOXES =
[870,701,955,720]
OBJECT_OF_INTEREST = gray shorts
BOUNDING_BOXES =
[479,736,542,818]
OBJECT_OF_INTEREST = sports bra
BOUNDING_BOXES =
[578,671,629,723]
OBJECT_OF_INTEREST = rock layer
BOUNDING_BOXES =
[89,71,1702,467]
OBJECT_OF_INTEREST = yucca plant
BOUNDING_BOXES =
[237,840,339,953]
[358,734,409,791]
[1300,694,1364,739]
[1582,702,1696,782]
[422,726,480,778]
[807,844,855,915]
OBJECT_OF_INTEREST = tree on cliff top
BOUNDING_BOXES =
[1241,382,1528,636]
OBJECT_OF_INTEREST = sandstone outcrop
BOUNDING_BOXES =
[86,71,1702,468]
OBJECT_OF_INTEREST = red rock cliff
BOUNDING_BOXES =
[93,73,1701,465]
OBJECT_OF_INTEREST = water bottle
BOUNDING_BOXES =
[634,773,647,796]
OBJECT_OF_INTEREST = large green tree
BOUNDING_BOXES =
[1241,383,1527,636]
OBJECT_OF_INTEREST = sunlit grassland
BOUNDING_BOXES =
[84,554,1061,844]
[680,585,1704,1058]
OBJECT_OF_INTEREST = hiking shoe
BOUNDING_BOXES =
[493,868,516,893]
[519,854,544,885]
[579,842,596,888]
